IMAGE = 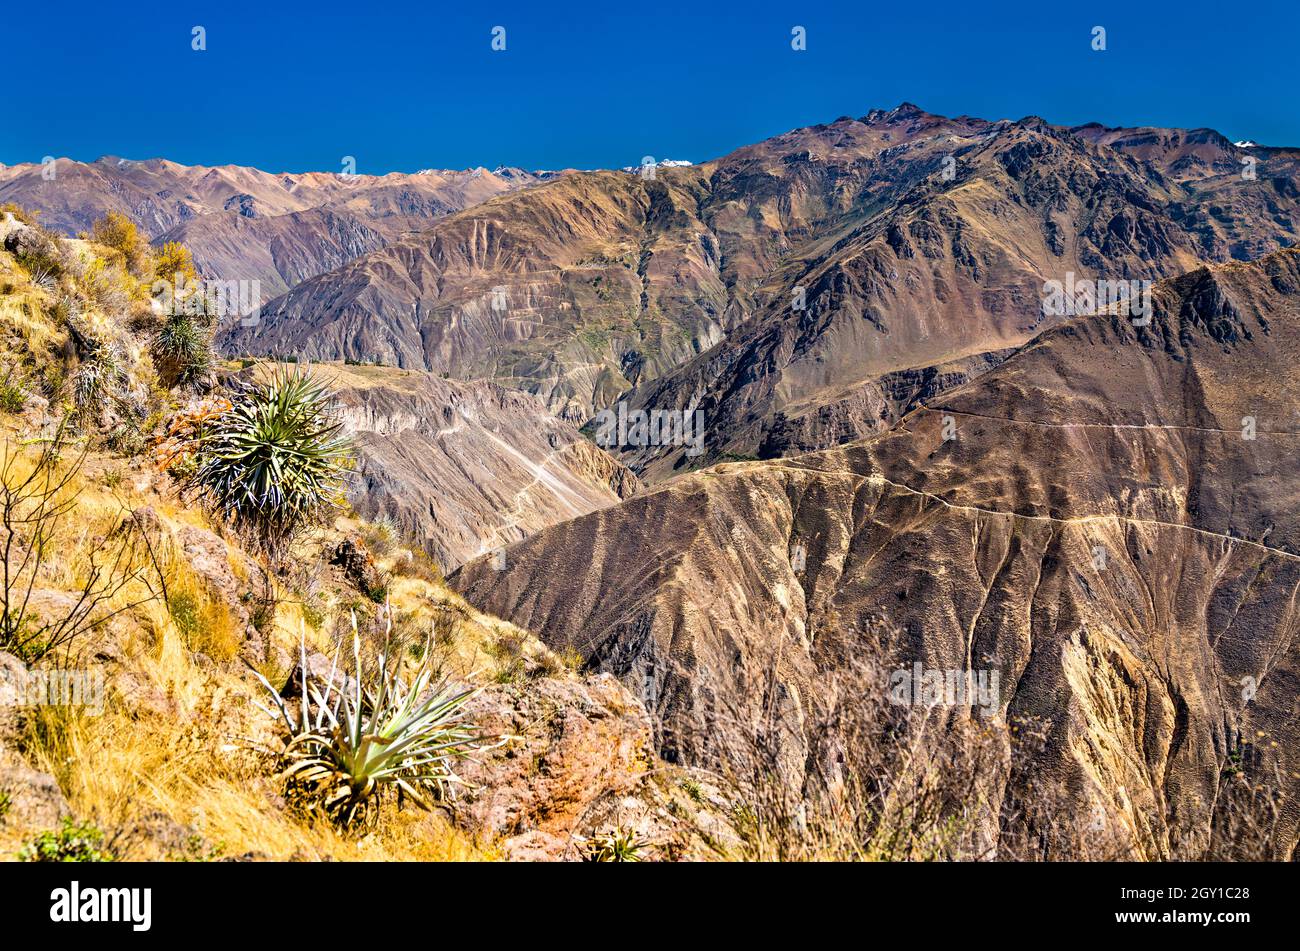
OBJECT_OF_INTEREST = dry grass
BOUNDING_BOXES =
[14,653,483,860]
[0,444,505,861]
[0,234,502,860]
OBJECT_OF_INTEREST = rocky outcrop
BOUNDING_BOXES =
[329,538,383,598]
[0,761,72,829]
[454,674,652,849]
[453,672,738,860]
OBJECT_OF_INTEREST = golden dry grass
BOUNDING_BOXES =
[0,440,509,861]
[0,239,530,859]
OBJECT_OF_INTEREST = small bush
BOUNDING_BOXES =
[300,596,327,631]
[70,349,124,420]
[20,818,116,862]
[153,311,213,387]
[88,212,150,278]
[0,371,26,414]
[152,241,197,285]
[391,545,443,584]
[0,202,38,225]
[360,516,398,556]
[490,630,529,684]
[11,226,67,282]
[586,826,648,862]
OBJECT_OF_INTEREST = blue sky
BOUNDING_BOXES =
[4,0,1297,173]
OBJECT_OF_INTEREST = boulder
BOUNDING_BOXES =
[178,525,250,619]
[330,537,383,598]
[452,673,652,852]
[0,761,72,829]
[0,651,26,749]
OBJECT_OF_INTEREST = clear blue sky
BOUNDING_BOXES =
[4,0,1297,173]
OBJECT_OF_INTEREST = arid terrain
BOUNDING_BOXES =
[1,101,1297,862]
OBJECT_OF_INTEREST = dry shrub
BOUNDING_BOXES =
[87,213,150,279]
[670,619,1291,861]
[1,427,159,662]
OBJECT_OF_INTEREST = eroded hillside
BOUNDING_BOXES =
[453,248,1300,860]
[222,105,1300,457]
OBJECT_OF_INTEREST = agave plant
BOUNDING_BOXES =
[250,612,481,830]
[153,312,213,386]
[186,365,352,562]
[70,347,125,420]
[586,826,650,862]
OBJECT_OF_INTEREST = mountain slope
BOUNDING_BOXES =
[327,365,641,570]
[221,106,998,416]
[618,116,1300,478]
[157,207,390,301]
[0,157,541,302]
[451,248,1300,859]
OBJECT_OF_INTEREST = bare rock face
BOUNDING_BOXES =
[0,761,72,829]
[329,366,641,571]
[329,538,383,598]
[453,249,1300,860]
[453,674,652,855]
[453,672,738,861]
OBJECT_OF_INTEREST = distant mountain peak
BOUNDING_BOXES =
[862,101,933,124]
[619,159,693,172]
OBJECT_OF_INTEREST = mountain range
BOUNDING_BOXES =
[0,156,548,302]
[213,104,1300,458]
[453,246,1300,858]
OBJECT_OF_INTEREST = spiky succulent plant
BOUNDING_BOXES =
[586,826,649,862]
[186,365,352,561]
[153,312,213,385]
[251,612,481,830]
